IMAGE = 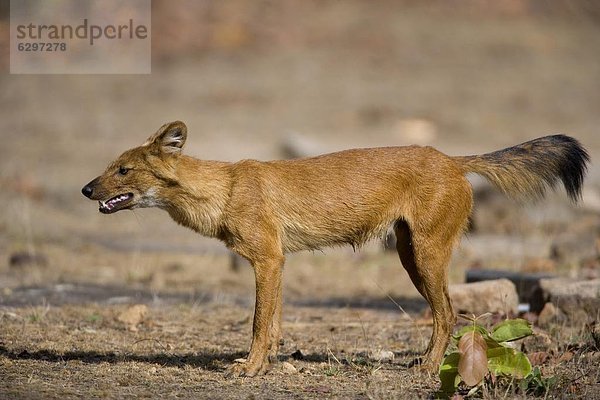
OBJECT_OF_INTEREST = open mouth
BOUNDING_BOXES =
[99,193,134,214]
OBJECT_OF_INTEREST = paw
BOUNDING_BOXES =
[414,358,439,375]
[225,358,270,377]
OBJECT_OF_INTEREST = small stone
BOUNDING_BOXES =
[370,349,395,362]
[537,302,558,327]
[393,118,437,145]
[281,361,297,374]
[521,312,538,325]
[522,329,555,354]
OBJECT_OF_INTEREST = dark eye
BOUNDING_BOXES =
[119,166,130,175]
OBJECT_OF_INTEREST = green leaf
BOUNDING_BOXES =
[452,324,488,341]
[439,352,461,395]
[491,319,533,343]
[483,336,505,350]
[487,346,532,378]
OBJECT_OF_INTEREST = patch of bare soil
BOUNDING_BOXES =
[1,301,599,399]
[0,304,437,399]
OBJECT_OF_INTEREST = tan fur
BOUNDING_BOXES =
[82,121,588,377]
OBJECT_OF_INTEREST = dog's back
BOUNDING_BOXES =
[226,145,470,252]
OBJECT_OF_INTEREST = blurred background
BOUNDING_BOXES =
[0,0,599,306]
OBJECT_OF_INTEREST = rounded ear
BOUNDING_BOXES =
[144,121,187,154]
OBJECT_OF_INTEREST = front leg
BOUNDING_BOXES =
[229,255,284,377]
[269,279,283,361]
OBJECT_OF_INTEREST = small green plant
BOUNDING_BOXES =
[28,312,42,323]
[519,366,556,396]
[438,315,534,397]
[27,302,50,323]
[86,313,103,323]
[324,365,341,377]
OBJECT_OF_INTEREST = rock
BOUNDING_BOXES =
[465,269,555,303]
[521,312,538,325]
[393,118,437,145]
[370,349,395,362]
[280,361,298,374]
[280,132,327,159]
[531,278,600,322]
[116,304,148,331]
[449,279,519,316]
[537,302,559,327]
[522,329,555,354]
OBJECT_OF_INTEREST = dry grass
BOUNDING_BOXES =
[0,304,436,399]
[1,302,599,398]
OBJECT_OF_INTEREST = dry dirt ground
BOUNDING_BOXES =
[1,1,600,398]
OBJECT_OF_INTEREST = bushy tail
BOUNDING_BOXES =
[454,135,589,201]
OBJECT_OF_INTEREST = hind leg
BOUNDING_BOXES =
[395,220,457,371]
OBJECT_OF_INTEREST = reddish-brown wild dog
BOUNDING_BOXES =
[82,121,589,376]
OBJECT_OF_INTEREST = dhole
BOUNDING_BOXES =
[82,121,589,376]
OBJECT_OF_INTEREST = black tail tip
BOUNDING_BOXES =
[552,134,590,202]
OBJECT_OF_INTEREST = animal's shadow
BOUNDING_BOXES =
[0,345,424,371]
[0,344,245,371]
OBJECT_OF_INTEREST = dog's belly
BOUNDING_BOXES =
[280,215,394,253]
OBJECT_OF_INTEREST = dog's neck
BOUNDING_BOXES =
[159,155,232,238]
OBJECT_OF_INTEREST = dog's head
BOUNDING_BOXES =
[81,121,187,214]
